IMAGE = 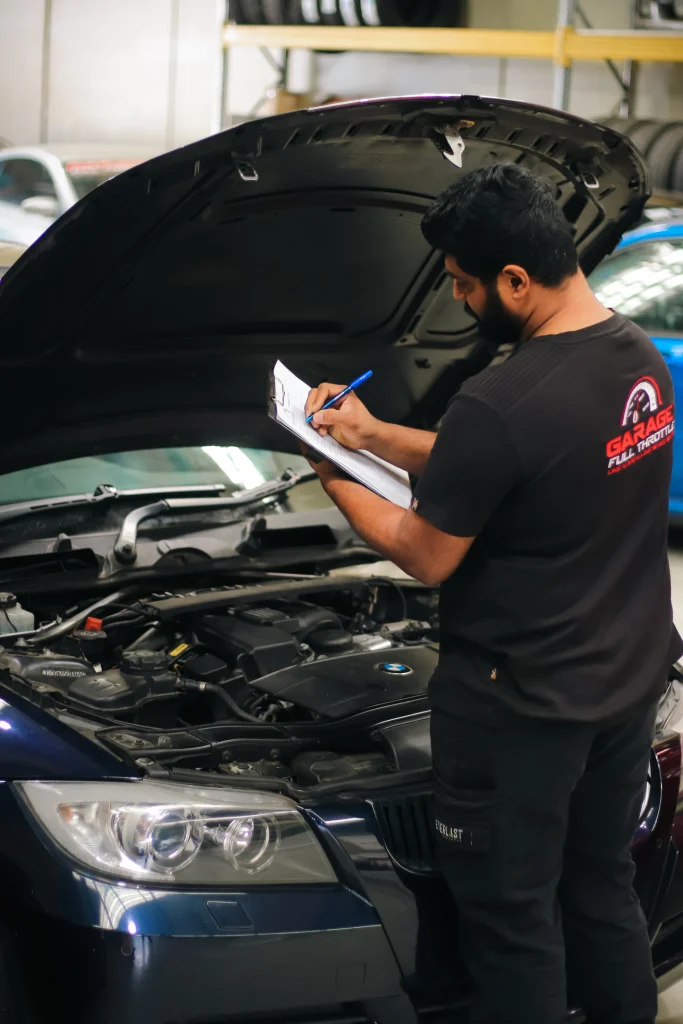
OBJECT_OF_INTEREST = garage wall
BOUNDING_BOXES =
[227,0,683,124]
[0,0,223,150]
[313,0,679,122]
[0,0,46,144]
[1,0,682,150]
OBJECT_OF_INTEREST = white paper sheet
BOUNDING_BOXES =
[269,360,413,509]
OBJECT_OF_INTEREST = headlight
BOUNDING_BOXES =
[16,780,336,885]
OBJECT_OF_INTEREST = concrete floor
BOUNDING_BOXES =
[660,983,683,1024]
[669,535,683,629]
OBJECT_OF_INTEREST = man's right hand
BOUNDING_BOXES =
[305,382,380,451]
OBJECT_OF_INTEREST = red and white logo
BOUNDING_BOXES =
[606,376,674,474]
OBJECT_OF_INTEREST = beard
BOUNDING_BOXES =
[465,283,525,348]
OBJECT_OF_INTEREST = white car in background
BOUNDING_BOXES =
[0,143,157,244]
[0,200,48,246]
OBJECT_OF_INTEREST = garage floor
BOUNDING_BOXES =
[670,537,683,631]
[660,984,683,1023]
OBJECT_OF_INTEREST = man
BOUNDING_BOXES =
[303,163,681,1024]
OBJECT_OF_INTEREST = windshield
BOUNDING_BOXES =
[0,446,329,512]
[67,173,115,200]
[63,158,147,200]
[589,238,683,332]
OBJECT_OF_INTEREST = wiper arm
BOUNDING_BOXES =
[113,468,317,565]
[0,482,227,526]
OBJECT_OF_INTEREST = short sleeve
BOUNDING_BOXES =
[413,394,521,537]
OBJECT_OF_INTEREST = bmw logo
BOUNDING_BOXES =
[377,662,413,675]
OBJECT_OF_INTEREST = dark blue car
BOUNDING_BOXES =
[0,96,682,1024]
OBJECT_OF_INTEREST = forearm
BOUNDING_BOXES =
[316,470,474,586]
[366,421,437,476]
[324,477,421,578]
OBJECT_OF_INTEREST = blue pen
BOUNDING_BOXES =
[305,370,373,424]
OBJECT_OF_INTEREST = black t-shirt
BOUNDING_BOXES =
[414,313,682,723]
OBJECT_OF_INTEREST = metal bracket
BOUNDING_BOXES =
[435,120,475,169]
[443,131,465,168]
[236,161,258,182]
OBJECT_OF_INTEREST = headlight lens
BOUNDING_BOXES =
[16,780,336,885]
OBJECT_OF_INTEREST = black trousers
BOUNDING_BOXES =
[430,702,659,1024]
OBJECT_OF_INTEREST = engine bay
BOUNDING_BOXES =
[0,575,438,793]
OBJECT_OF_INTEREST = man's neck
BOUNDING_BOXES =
[523,271,613,341]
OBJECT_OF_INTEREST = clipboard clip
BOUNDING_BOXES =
[269,376,286,406]
[267,368,287,418]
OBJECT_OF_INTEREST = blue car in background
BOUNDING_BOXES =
[590,222,683,519]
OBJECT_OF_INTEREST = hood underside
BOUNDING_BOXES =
[0,95,649,475]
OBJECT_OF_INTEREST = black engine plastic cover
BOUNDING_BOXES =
[195,615,300,680]
[68,649,177,711]
[0,647,92,689]
[249,645,437,719]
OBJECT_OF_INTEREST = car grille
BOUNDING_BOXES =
[370,790,436,874]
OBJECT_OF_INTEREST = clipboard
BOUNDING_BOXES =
[268,360,412,509]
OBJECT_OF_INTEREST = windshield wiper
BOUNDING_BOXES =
[0,482,228,527]
[113,468,317,565]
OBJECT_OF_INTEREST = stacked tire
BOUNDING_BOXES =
[637,1,683,22]
[604,118,683,192]
[228,1,465,26]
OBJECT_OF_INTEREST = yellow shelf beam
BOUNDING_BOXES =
[224,24,557,60]
[566,28,683,63]
[223,23,683,65]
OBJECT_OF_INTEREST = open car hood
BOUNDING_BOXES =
[0,95,648,475]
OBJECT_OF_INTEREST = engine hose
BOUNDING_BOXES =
[29,588,137,645]
[125,625,168,652]
[176,678,269,725]
[101,608,145,624]
[294,607,342,642]
[102,612,144,626]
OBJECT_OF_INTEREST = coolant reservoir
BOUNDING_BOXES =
[0,593,34,634]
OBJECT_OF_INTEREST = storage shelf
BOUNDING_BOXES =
[224,24,555,60]
[567,28,683,62]
[223,23,683,64]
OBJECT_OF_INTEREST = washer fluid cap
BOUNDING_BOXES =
[0,593,17,610]
[378,662,413,675]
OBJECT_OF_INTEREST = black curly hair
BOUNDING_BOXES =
[421,163,578,288]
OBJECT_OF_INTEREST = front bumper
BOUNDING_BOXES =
[0,784,466,1024]
[14,905,408,1024]
[1,744,673,1024]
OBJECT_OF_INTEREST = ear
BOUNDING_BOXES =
[499,264,530,298]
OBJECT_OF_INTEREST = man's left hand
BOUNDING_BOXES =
[299,444,345,487]
[298,444,473,586]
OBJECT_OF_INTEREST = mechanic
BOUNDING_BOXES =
[303,163,681,1024]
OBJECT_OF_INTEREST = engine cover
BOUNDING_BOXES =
[249,645,437,719]
[195,615,299,679]
[0,647,91,690]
